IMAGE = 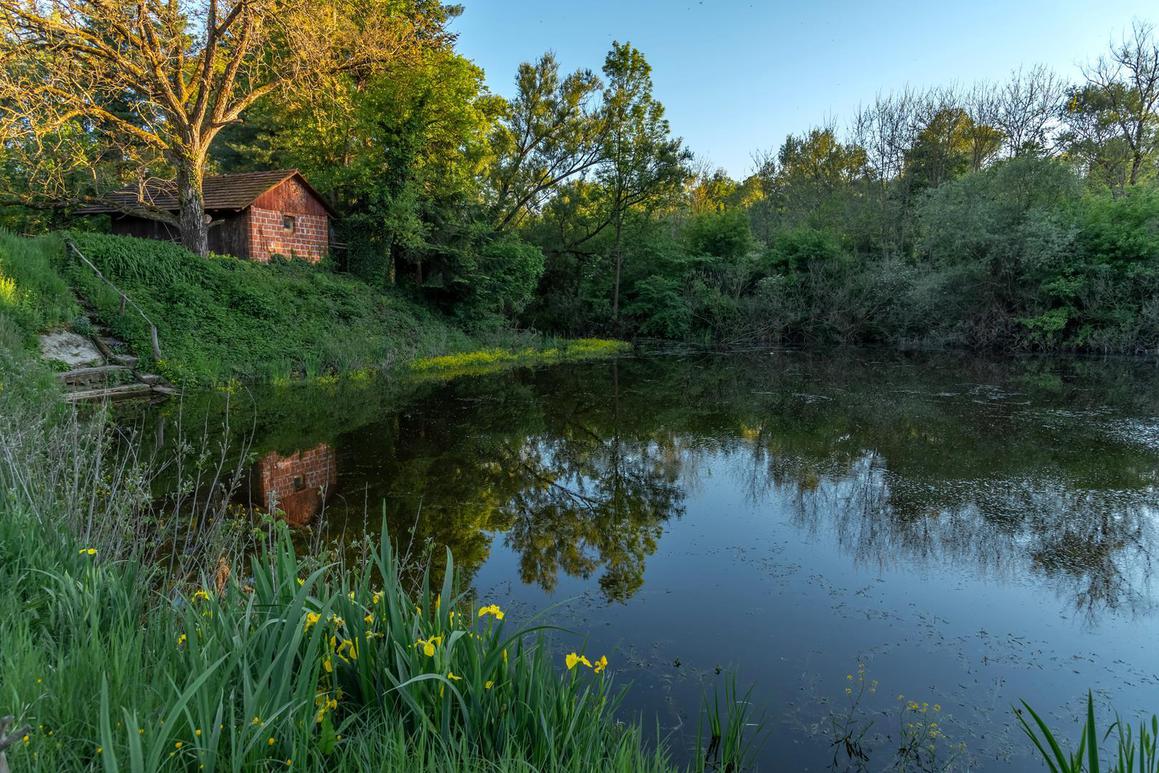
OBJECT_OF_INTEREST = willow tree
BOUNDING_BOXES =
[0,0,452,255]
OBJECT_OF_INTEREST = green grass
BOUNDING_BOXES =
[410,338,631,380]
[58,232,477,386]
[0,507,717,772]
[1017,693,1159,773]
[28,232,629,387]
[0,230,78,343]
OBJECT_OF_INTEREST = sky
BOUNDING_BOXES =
[452,0,1157,178]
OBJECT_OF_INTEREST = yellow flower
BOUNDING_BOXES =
[363,613,374,625]
[414,635,442,657]
[565,652,592,670]
[337,638,359,662]
[593,655,608,674]
[322,657,333,673]
[268,737,276,747]
[96,746,103,755]
[22,735,29,745]
[303,612,321,631]
[484,680,494,690]
[296,578,304,586]
[175,741,183,749]
[328,615,345,628]
[79,548,97,556]
[477,604,505,621]
[371,592,382,605]
[447,672,462,681]
[194,729,202,737]
[192,589,210,602]
[177,633,187,647]
[251,717,263,726]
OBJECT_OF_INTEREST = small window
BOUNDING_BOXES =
[282,215,295,233]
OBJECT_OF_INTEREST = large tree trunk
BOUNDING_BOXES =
[176,161,209,256]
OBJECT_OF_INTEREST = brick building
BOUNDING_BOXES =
[79,170,336,263]
[254,443,338,526]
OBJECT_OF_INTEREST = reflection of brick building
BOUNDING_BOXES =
[256,444,337,526]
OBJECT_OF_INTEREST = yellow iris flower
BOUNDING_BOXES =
[565,652,592,670]
[477,604,505,621]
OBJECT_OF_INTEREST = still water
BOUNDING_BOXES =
[133,351,1159,771]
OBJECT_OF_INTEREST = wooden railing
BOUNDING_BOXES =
[65,239,162,361]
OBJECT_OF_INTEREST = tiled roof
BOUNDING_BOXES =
[78,169,336,216]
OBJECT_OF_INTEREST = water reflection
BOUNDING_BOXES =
[141,352,1159,617]
[252,443,336,526]
[127,351,1159,771]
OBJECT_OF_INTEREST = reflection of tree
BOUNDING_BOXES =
[774,449,1156,622]
[501,433,684,602]
[157,349,1159,617]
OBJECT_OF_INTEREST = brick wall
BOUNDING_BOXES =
[256,443,337,526]
[247,207,329,263]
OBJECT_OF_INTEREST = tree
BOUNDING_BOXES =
[1065,22,1159,189]
[0,0,452,255]
[488,53,605,231]
[598,41,690,321]
[995,66,1064,158]
[216,44,501,285]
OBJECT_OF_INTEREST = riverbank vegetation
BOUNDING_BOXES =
[0,231,627,386]
[4,9,1158,357]
[0,316,754,772]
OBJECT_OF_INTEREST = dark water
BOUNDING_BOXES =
[131,351,1159,771]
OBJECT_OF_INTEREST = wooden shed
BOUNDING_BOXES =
[79,170,337,262]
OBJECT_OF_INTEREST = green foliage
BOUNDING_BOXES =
[623,275,691,338]
[685,209,754,262]
[1017,692,1159,773]
[767,226,843,272]
[0,230,77,339]
[449,237,546,328]
[0,503,744,771]
[61,232,476,385]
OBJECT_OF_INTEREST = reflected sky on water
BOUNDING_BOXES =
[134,351,1159,771]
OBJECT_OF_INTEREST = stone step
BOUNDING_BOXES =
[136,372,164,385]
[64,382,155,402]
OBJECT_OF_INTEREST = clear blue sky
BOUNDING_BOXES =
[452,0,1156,177]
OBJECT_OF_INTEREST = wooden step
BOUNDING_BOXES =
[111,353,139,367]
[57,365,132,384]
[64,382,155,402]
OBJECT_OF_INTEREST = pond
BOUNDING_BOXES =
[126,350,1159,771]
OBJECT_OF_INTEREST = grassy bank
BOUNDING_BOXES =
[411,338,631,380]
[4,231,625,386]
